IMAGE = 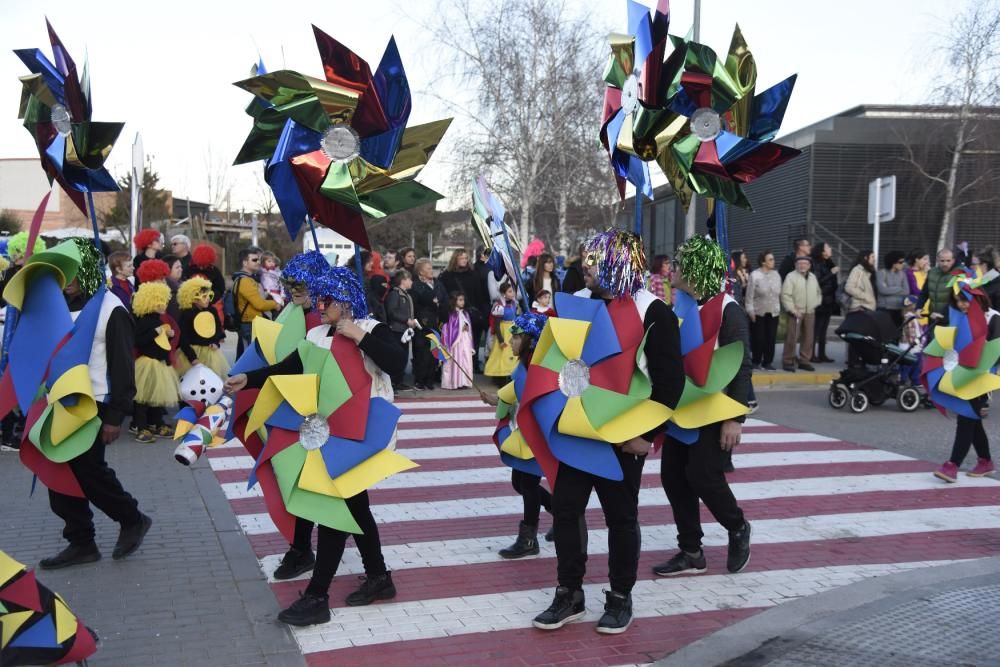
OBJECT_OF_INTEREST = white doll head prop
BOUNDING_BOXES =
[180,365,224,405]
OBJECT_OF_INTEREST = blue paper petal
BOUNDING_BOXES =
[673,290,703,355]
[953,308,973,352]
[175,405,199,424]
[320,397,401,481]
[229,341,269,376]
[13,48,67,106]
[749,74,796,142]
[512,363,528,400]
[667,422,698,444]
[627,155,654,200]
[533,391,623,481]
[359,37,411,169]
[501,451,544,477]
[61,161,120,193]
[668,87,698,118]
[47,285,103,388]
[714,130,762,165]
[9,273,73,411]
[627,0,654,71]
[551,293,623,365]
[266,401,305,431]
[8,613,60,649]
[266,120,322,239]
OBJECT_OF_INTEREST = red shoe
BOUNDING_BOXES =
[967,458,995,477]
[934,461,959,482]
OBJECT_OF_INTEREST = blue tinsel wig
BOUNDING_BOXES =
[312,265,369,319]
[281,251,333,300]
[511,312,548,348]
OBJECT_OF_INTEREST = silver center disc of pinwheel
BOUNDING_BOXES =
[690,107,722,141]
[51,104,72,137]
[299,414,330,450]
[621,74,639,115]
[320,124,360,163]
[559,359,591,398]
[943,349,960,372]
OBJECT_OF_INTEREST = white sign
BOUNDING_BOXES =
[868,175,896,262]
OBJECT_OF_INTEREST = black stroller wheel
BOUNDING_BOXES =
[828,383,849,409]
[849,391,870,413]
[898,387,921,412]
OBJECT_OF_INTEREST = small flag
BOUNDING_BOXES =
[425,329,451,362]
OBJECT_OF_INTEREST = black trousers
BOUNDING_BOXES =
[552,448,645,595]
[813,310,832,356]
[48,437,142,546]
[303,491,388,596]
[750,314,778,366]
[661,423,745,553]
[950,415,991,465]
[512,470,551,525]
[411,333,436,386]
[132,404,166,431]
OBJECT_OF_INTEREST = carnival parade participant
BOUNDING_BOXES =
[225,265,407,627]
[441,292,475,390]
[484,280,520,379]
[480,312,553,559]
[654,236,753,578]
[176,277,230,379]
[131,282,181,443]
[529,229,684,635]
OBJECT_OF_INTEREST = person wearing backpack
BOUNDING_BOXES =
[231,247,278,356]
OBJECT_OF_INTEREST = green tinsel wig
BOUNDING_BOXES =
[67,238,105,297]
[7,232,46,261]
[676,236,727,298]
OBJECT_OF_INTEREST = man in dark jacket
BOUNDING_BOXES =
[560,243,587,295]
[410,259,449,389]
[778,238,811,280]
[919,249,960,318]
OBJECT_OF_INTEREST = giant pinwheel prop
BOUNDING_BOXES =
[516,293,672,483]
[493,366,543,477]
[234,26,452,248]
[667,290,748,442]
[234,338,415,540]
[921,273,1000,419]
[0,551,98,665]
[14,20,122,219]
[471,176,528,309]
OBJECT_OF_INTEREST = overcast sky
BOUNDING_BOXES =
[0,0,954,213]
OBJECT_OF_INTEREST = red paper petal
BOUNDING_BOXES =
[256,463,297,543]
[327,336,372,440]
[724,142,801,184]
[0,570,43,612]
[311,25,389,138]
[694,140,730,180]
[55,620,97,665]
[258,427,300,466]
[290,151,373,250]
[958,336,985,369]
[19,399,84,498]
[680,71,713,109]
[684,338,716,387]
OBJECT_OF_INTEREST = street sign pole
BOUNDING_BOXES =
[868,175,896,263]
[872,177,881,261]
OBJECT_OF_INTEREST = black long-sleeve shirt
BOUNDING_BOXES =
[179,306,224,364]
[719,301,753,423]
[244,322,406,389]
[135,313,171,362]
[68,292,135,426]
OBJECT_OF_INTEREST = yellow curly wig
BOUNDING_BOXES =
[132,282,172,316]
[177,277,213,310]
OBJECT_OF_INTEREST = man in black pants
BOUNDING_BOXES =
[654,236,752,578]
[41,238,151,569]
[532,230,684,635]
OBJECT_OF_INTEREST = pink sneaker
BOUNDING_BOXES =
[967,458,995,477]
[934,461,959,483]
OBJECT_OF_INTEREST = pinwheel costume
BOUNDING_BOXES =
[230,262,410,624]
[0,550,98,665]
[131,282,181,439]
[926,272,1000,481]
[655,235,753,578]
[524,229,684,631]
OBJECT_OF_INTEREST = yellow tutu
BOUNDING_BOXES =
[485,320,518,377]
[175,345,231,379]
[135,355,181,407]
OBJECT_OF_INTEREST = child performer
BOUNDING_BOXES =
[132,282,181,442]
[176,277,230,379]
[484,280,520,379]
[532,289,556,317]
[441,292,475,389]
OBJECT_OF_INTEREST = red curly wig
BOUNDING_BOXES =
[191,243,217,268]
[136,258,170,283]
[134,228,162,252]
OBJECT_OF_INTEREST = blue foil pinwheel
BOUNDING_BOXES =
[233,26,452,248]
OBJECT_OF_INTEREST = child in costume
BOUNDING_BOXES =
[132,282,181,443]
[899,295,925,387]
[532,289,556,317]
[480,312,553,559]
[261,251,285,307]
[485,280,520,378]
[177,277,230,379]
[441,291,475,389]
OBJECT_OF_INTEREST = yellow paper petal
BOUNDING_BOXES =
[54,598,77,644]
[0,551,25,587]
[497,381,517,405]
[154,328,171,351]
[50,396,97,445]
[558,396,605,440]
[253,318,283,364]
[328,449,419,498]
[935,326,957,351]
[193,311,218,339]
[500,430,534,460]
[672,393,748,429]
[296,449,337,496]
[48,365,94,403]
[270,375,319,416]
[595,400,674,442]
[548,318,591,361]
[173,419,195,440]
[1,610,34,649]
[532,326,557,366]
[939,371,1000,400]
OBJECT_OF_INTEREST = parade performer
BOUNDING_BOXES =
[176,277,229,379]
[225,264,412,627]
[484,281,520,378]
[131,282,181,442]
[523,229,684,635]
[480,312,553,558]
[653,236,753,578]
[132,229,163,285]
[441,292,475,389]
[1,238,150,569]
[928,271,1000,482]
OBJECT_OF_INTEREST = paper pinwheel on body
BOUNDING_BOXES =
[0,551,98,665]
[493,364,544,477]
[14,20,122,216]
[516,292,672,484]
[234,26,452,247]
[921,272,1000,419]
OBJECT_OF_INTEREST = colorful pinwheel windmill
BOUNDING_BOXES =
[14,20,122,216]
[600,0,671,200]
[0,551,98,665]
[234,26,452,247]
[471,176,522,292]
[643,26,799,209]
[921,273,1000,419]
[517,293,673,484]
[237,338,416,540]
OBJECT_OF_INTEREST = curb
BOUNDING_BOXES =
[752,371,837,387]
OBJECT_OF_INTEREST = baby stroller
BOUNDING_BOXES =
[828,310,924,413]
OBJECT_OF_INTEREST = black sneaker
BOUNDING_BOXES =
[532,586,586,630]
[652,550,707,577]
[0,440,19,452]
[727,521,752,573]
[345,572,396,606]
[277,591,330,626]
[127,423,138,435]
[112,513,152,560]
[39,543,101,570]
[747,399,759,415]
[273,547,315,581]
[596,590,633,634]
[544,525,555,542]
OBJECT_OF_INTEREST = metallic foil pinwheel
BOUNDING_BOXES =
[234,26,452,247]
[600,0,671,200]
[0,551,98,665]
[668,290,748,442]
[921,280,1000,419]
[624,26,798,209]
[471,176,522,288]
[14,20,122,216]
[237,338,415,540]
[517,293,672,483]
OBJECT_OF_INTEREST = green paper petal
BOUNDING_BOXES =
[950,339,1000,388]
[274,305,307,361]
[318,355,351,417]
[539,340,569,374]
[924,339,947,357]
[271,446,361,534]
[581,384,641,429]
[358,181,445,218]
[497,399,511,420]
[700,342,744,394]
[319,161,363,209]
[31,406,100,463]
[676,378,710,409]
